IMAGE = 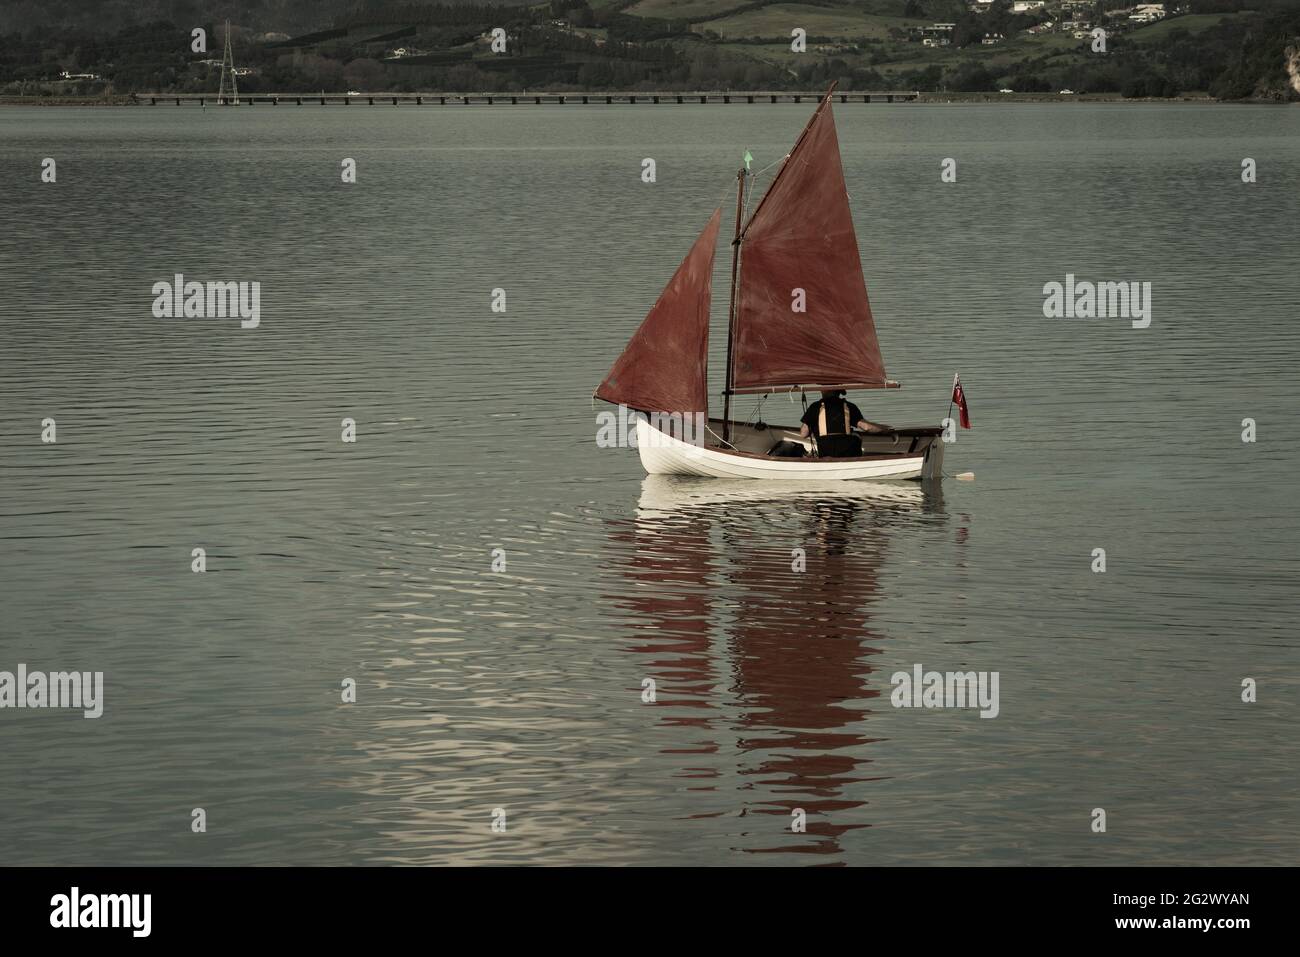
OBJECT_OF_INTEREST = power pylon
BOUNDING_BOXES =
[217,20,239,105]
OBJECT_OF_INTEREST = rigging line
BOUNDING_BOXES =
[704,423,737,450]
[712,151,762,212]
[711,175,735,213]
[706,153,781,240]
[747,154,786,200]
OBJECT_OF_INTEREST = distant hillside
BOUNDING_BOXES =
[0,1,354,36]
[1,0,1297,99]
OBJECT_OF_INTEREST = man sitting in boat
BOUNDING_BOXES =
[798,390,891,457]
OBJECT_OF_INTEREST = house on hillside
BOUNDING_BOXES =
[908,22,954,43]
[1129,4,1166,22]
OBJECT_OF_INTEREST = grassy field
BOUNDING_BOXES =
[627,0,922,17]
[624,0,752,18]
[696,4,922,40]
[1125,12,1244,39]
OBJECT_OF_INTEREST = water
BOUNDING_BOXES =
[1,103,1297,865]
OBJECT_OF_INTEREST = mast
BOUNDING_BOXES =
[722,166,746,443]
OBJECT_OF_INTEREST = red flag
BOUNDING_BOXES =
[951,374,972,429]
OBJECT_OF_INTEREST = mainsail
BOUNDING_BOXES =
[595,208,721,415]
[730,92,890,394]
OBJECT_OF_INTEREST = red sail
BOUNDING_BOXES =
[731,93,889,394]
[595,208,721,415]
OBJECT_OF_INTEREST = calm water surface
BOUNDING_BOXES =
[1,103,1297,865]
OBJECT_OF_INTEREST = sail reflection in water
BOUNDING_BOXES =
[604,477,946,859]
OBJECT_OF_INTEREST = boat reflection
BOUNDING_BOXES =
[606,476,945,860]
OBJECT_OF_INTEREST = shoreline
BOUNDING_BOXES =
[0,92,1288,107]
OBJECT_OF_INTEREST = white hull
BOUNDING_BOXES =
[637,475,927,517]
[635,418,941,481]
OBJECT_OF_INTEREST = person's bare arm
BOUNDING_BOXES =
[856,419,892,434]
[799,423,811,438]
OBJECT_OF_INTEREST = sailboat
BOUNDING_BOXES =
[595,84,946,482]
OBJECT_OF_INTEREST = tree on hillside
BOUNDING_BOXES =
[953,15,983,48]
[949,60,995,90]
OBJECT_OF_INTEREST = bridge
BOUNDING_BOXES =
[135,91,920,107]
